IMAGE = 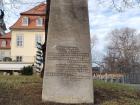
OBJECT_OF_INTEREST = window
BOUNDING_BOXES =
[1,40,6,47]
[22,17,28,26]
[16,56,22,62]
[0,51,5,60]
[16,35,24,47]
[35,35,42,47]
[36,17,43,26]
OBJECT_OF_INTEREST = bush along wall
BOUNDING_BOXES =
[21,66,33,75]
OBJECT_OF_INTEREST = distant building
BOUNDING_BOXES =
[10,3,46,63]
[0,32,11,61]
[92,67,100,72]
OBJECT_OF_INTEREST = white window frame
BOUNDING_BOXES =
[22,17,29,26]
[16,56,22,62]
[36,17,43,26]
[1,40,6,47]
[35,34,42,47]
[16,35,24,47]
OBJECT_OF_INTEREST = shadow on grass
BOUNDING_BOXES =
[0,76,140,105]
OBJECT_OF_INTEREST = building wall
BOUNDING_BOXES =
[0,49,11,61]
[0,38,11,48]
[11,30,45,63]
[0,35,11,61]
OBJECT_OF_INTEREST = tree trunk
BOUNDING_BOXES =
[41,0,51,77]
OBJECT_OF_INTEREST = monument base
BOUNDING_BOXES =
[42,101,94,105]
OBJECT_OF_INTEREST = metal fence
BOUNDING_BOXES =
[124,72,140,84]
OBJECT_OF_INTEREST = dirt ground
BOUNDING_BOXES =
[0,81,93,105]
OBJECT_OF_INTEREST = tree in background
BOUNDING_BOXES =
[91,35,105,70]
[0,0,6,35]
[104,28,140,73]
[97,0,140,12]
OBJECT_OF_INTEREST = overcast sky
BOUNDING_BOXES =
[88,0,140,59]
[4,0,140,60]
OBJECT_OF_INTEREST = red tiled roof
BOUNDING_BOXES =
[10,16,45,30]
[10,3,46,30]
[21,3,46,15]
[0,32,11,39]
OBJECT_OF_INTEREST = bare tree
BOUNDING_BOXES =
[91,35,99,64]
[41,0,50,77]
[104,28,140,73]
[98,0,140,12]
[91,35,106,71]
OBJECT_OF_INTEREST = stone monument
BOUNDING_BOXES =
[42,0,94,104]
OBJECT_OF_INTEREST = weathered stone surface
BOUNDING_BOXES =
[42,0,93,104]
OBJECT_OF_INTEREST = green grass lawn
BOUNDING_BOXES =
[0,75,140,105]
[94,80,140,105]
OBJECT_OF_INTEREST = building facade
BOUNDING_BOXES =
[0,32,11,61]
[10,3,46,63]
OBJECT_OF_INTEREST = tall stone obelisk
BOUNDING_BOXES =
[42,0,94,104]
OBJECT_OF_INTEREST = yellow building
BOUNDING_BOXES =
[10,3,46,63]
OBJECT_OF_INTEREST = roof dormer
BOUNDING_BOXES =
[10,3,46,30]
[36,17,43,26]
[22,16,29,26]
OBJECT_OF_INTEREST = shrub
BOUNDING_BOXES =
[3,57,12,62]
[21,66,33,75]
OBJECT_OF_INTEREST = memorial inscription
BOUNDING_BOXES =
[46,46,91,82]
